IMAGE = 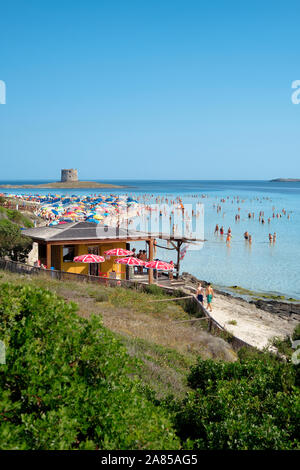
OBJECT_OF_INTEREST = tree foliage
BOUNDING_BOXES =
[0,283,179,450]
[0,219,32,262]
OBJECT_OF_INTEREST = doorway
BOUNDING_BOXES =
[88,246,99,276]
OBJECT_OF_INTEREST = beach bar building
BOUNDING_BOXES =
[23,221,202,284]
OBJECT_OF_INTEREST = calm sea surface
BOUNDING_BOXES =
[1,180,300,299]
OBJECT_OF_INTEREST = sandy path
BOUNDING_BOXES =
[208,293,298,349]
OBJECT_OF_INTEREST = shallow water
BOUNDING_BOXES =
[1,180,300,299]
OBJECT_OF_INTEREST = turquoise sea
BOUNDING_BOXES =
[1,180,300,300]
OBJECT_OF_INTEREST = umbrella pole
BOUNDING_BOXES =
[148,239,154,284]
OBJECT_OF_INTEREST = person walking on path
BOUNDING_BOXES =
[196,282,204,305]
[205,283,214,312]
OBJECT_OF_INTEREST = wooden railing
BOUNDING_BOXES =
[0,259,141,289]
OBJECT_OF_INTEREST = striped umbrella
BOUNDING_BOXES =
[116,257,145,266]
[73,254,105,263]
[104,248,133,257]
[144,260,174,271]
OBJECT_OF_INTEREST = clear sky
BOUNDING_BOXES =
[0,0,300,180]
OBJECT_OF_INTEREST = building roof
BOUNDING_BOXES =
[23,221,205,245]
[22,222,152,243]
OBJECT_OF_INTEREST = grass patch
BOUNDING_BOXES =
[0,206,33,228]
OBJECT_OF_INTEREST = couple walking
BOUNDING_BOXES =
[196,282,214,312]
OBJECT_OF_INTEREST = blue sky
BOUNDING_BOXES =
[0,0,300,180]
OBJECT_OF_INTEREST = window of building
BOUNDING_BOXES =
[63,245,75,262]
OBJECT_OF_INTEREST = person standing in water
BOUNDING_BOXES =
[206,283,214,312]
[226,233,232,244]
[196,282,204,305]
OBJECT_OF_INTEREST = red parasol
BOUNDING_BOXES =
[104,248,134,257]
[73,254,105,263]
[144,260,174,271]
[116,257,146,266]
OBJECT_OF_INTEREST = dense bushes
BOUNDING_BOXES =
[0,281,299,450]
[169,348,300,450]
[0,219,33,262]
[0,283,179,450]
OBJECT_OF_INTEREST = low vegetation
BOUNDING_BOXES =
[0,206,33,228]
[0,282,179,449]
[0,273,299,450]
[166,347,300,450]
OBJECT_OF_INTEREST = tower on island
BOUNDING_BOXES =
[61,168,78,182]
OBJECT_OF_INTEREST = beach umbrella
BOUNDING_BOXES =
[104,248,133,257]
[116,257,146,266]
[87,219,100,224]
[144,260,174,271]
[73,254,105,263]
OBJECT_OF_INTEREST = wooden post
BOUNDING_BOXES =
[46,243,51,269]
[176,240,182,279]
[148,239,153,284]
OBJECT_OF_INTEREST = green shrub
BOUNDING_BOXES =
[144,284,165,296]
[292,324,300,342]
[0,219,33,262]
[170,353,300,450]
[0,283,180,450]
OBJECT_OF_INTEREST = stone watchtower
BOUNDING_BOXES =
[61,169,78,182]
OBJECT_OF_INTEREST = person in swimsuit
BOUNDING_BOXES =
[196,283,204,305]
[206,283,214,312]
[220,226,224,235]
[244,231,249,240]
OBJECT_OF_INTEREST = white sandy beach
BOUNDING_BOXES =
[208,292,298,349]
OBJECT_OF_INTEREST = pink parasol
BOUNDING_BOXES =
[73,254,105,263]
[116,257,146,266]
[144,260,174,271]
[104,248,134,257]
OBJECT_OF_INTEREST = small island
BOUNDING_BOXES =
[270,178,300,182]
[0,168,127,189]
